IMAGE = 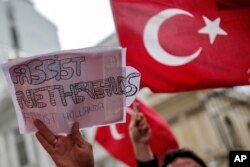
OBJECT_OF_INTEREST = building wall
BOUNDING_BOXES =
[0,1,12,59]
[0,0,60,166]
[206,92,250,151]
[12,0,60,55]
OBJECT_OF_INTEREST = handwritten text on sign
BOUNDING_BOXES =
[2,47,140,134]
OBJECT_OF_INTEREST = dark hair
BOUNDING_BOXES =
[162,148,207,167]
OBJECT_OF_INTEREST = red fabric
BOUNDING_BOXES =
[95,99,178,167]
[111,0,250,92]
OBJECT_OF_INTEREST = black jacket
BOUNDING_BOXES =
[137,156,159,167]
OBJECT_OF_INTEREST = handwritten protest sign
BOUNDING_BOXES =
[2,47,141,134]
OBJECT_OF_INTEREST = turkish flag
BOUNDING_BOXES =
[95,98,178,167]
[111,0,250,92]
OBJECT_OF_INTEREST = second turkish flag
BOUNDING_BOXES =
[95,98,178,167]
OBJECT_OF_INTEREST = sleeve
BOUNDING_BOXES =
[137,155,159,167]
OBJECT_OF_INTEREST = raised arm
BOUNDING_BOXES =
[129,104,154,162]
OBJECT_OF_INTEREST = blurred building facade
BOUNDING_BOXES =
[95,33,250,167]
[141,89,250,167]
[0,0,60,166]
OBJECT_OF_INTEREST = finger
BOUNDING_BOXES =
[131,103,139,123]
[71,122,81,137]
[34,119,57,144]
[133,102,139,113]
[35,132,53,154]
[129,103,139,128]
[71,122,85,145]
[134,103,146,127]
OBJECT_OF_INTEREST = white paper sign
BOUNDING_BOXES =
[1,47,141,134]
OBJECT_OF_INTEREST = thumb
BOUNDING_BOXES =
[71,122,88,146]
[71,122,82,139]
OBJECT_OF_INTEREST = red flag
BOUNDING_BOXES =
[95,98,178,167]
[111,0,250,92]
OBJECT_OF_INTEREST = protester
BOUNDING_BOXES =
[34,119,94,167]
[129,104,207,167]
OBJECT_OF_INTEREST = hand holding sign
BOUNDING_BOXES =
[34,119,94,167]
[2,47,141,134]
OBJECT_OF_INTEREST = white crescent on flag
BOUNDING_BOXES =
[109,109,134,141]
[143,8,202,66]
[110,124,125,140]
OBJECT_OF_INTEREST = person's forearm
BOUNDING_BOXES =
[133,143,154,162]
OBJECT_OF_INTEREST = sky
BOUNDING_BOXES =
[33,0,116,50]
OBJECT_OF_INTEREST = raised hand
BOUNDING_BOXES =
[129,108,151,145]
[129,103,154,162]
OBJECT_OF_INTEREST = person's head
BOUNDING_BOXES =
[161,149,207,167]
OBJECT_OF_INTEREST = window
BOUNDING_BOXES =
[224,116,242,149]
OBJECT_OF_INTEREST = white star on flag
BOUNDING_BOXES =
[198,16,227,44]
